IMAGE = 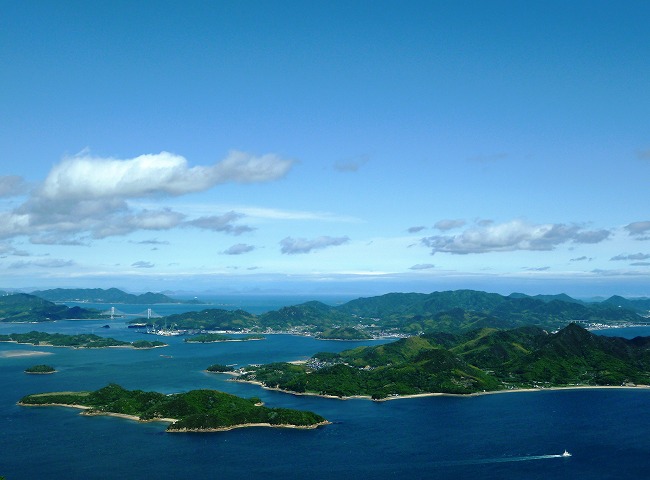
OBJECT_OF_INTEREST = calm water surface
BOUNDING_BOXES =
[1,315,649,479]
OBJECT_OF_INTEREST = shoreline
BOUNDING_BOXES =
[231,377,650,402]
[18,402,330,432]
[0,340,166,350]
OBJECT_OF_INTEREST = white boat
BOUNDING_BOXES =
[562,450,572,457]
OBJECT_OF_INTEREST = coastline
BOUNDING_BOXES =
[231,377,650,402]
[18,401,330,432]
[0,340,165,350]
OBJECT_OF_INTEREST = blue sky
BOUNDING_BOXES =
[1,0,649,297]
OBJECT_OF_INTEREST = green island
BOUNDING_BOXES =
[206,364,236,373]
[235,323,650,399]
[184,333,265,343]
[18,383,329,432]
[0,331,166,349]
[25,364,56,374]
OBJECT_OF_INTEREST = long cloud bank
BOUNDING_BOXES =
[421,219,612,255]
[0,150,294,244]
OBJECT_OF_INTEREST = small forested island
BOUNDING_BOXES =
[25,364,56,374]
[0,331,166,349]
[234,323,650,399]
[18,384,329,432]
[206,364,235,372]
[184,333,265,343]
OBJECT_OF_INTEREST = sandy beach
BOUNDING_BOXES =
[19,401,330,432]
[0,350,53,358]
[231,376,650,402]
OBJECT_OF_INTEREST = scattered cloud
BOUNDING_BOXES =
[280,236,350,254]
[421,220,612,255]
[407,226,426,234]
[434,219,466,231]
[186,212,254,235]
[631,262,650,266]
[573,229,611,244]
[9,259,75,269]
[0,176,28,197]
[333,155,369,173]
[0,150,292,245]
[0,243,31,256]
[132,239,170,245]
[524,266,551,271]
[223,243,255,255]
[625,221,650,239]
[610,253,650,261]
[409,263,435,270]
[132,261,154,268]
[570,256,593,262]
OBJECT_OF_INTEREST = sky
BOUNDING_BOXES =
[1,0,649,298]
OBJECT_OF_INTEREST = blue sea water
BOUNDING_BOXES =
[1,311,650,479]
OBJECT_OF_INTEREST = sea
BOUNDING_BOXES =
[1,297,650,479]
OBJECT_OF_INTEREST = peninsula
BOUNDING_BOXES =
[233,323,650,399]
[18,384,329,432]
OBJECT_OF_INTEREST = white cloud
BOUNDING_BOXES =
[434,219,466,231]
[280,236,350,254]
[409,263,435,270]
[9,259,75,269]
[186,212,254,235]
[0,150,293,244]
[223,243,256,255]
[39,150,294,200]
[625,221,650,239]
[132,261,155,268]
[421,220,612,255]
[610,253,650,261]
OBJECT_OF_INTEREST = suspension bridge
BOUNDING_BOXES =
[100,307,163,320]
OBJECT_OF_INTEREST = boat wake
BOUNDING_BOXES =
[438,452,571,466]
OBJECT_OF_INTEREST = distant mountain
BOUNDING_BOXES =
[31,288,201,305]
[601,295,650,314]
[334,289,641,333]
[0,293,99,322]
[145,289,645,335]
[508,292,585,304]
